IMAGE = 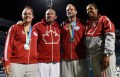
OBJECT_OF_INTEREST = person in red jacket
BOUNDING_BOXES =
[85,3,116,77]
[60,4,89,77]
[33,8,60,77]
[3,6,38,77]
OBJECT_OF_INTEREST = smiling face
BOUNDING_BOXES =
[86,4,98,18]
[66,4,77,18]
[22,7,34,23]
[45,9,57,24]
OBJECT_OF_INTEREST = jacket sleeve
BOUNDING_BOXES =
[102,16,115,56]
[4,25,15,66]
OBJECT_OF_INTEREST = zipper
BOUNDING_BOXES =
[27,39,31,64]
[71,43,72,59]
[50,25,54,62]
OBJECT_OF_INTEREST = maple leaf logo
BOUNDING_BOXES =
[42,28,60,44]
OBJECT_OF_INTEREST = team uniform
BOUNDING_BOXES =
[33,19,60,77]
[60,18,89,77]
[4,24,38,77]
[85,15,116,77]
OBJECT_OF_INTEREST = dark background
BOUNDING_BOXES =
[0,0,120,65]
[0,0,120,74]
[0,0,120,29]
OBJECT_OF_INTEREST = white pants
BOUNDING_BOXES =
[90,53,116,77]
[7,63,38,77]
[37,62,60,77]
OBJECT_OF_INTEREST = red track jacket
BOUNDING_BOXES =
[4,24,38,66]
[60,18,87,60]
[33,19,61,63]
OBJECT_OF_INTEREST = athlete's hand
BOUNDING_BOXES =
[102,55,109,70]
[5,65,11,75]
[16,21,24,25]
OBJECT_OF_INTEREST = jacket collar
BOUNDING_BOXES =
[65,18,79,24]
[40,18,59,27]
[89,14,101,21]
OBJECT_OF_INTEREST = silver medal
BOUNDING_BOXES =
[24,44,30,50]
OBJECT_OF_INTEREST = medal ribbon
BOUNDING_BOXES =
[68,20,76,38]
[25,26,32,44]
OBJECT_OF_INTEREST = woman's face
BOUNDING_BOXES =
[22,8,34,23]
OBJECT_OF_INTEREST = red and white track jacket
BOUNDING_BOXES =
[33,19,60,63]
[85,15,115,55]
[4,24,38,66]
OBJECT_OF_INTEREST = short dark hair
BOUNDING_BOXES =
[46,8,56,15]
[86,3,98,9]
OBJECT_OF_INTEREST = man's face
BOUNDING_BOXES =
[66,5,77,18]
[22,8,34,23]
[45,9,57,23]
[86,4,98,18]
